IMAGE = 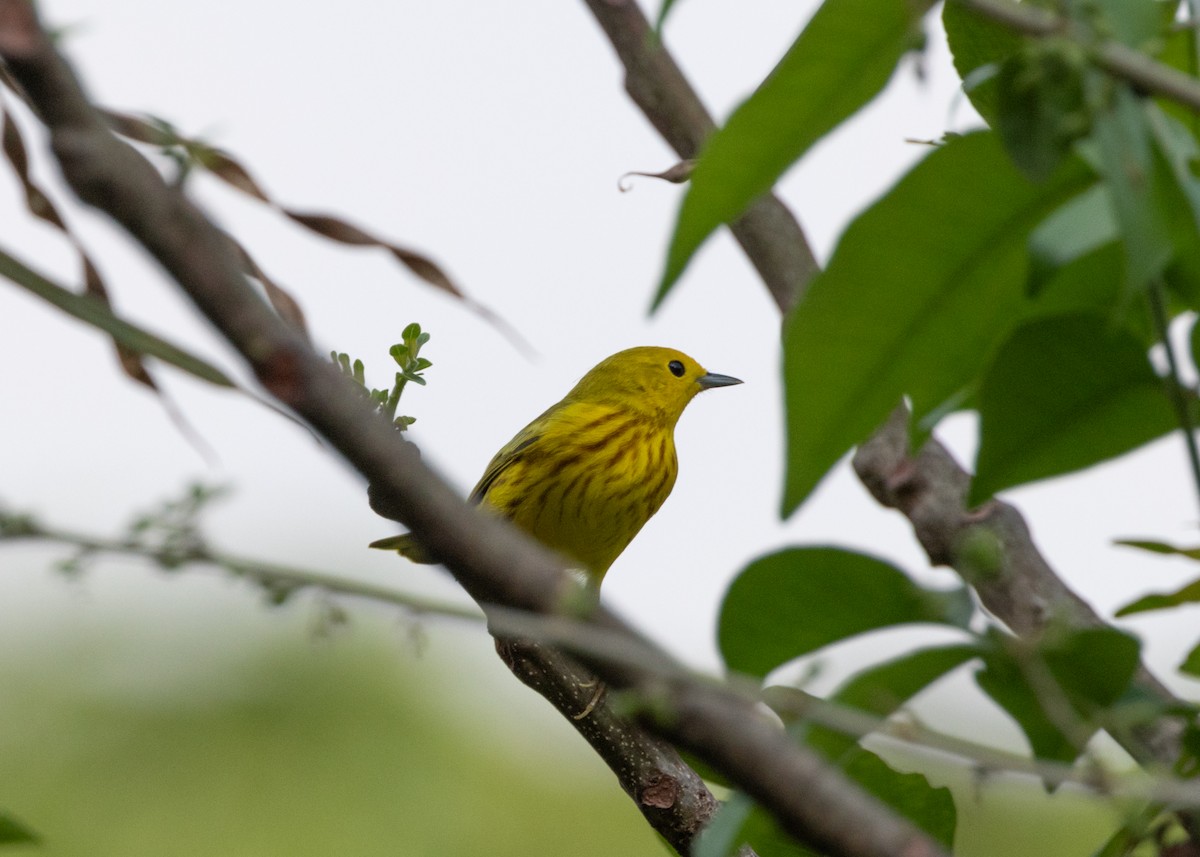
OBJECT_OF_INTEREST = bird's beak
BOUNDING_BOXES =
[698,372,743,390]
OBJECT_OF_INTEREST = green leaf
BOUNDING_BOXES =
[976,627,1141,766]
[1087,0,1166,51]
[975,650,1079,765]
[995,42,1091,181]
[1089,85,1176,301]
[971,312,1176,503]
[840,751,956,848]
[1116,538,1200,560]
[1026,242,1155,344]
[1193,316,1200,375]
[1026,184,1115,297]
[805,644,980,760]
[1158,11,1200,132]
[693,792,820,857]
[781,132,1094,512]
[655,0,932,306]
[719,547,973,678]
[1113,540,1200,616]
[0,813,39,845]
[698,756,954,857]
[0,246,236,389]
[942,0,1024,124]
[1182,642,1200,677]
[1144,107,1200,309]
[1044,627,1142,709]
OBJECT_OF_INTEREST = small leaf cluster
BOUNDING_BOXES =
[123,481,228,570]
[332,322,432,431]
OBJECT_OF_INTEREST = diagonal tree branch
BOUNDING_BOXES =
[851,406,1187,768]
[0,3,948,856]
[582,0,819,313]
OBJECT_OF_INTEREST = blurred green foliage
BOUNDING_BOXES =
[0,612,662,857]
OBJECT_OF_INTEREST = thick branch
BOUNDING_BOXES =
[582,0,818,312]
[0,3,948,856]
[852,406,1186,767]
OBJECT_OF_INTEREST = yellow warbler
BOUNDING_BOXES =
[370,346,741,587]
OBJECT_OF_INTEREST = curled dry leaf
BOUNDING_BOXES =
[618,159,696,192]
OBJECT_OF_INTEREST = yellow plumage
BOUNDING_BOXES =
[370,346,741,586]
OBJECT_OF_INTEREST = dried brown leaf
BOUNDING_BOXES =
[285,209,466,298]
[618,159,696,191]
[234,240,310,339]
[99,108,174,146]
[199,148,271,202]
[81,104,524,350]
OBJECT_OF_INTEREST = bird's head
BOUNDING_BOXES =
[566,346,742,426]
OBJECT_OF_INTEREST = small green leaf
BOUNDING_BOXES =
[401,322,421,341]
[1193,316,1200,375]
[782,133,1094,512]
[995,42,1091,181]
[942,0,1023,124]
[805,644,980,760]
[1089,84,1176,301]
[976,646,1080,766]
[655,0,932,305]
[1044,627,1142,709]
[1145,107,1200,309]
[1087,0,1166,51]
[1113,539,1200,616]
[1182,642,1200,677]
[976,627,1141,767]
[719,547,973,678]
[840,751,956,848]
[971,312,1176,503]
[1116,538,1200,560]
[694,792,820,857]
[0,812,39,845]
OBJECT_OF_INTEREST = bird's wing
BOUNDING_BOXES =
[468,423,544,505]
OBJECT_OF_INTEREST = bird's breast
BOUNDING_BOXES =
[492,411,679,578]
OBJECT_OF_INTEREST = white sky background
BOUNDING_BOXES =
[2,0,1200,750]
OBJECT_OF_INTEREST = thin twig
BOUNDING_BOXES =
[0,513,487,621]
[1148,278,1200,519]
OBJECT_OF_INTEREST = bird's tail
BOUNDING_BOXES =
[368,533,436,564]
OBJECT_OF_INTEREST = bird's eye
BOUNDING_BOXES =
[668,360,685,378]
